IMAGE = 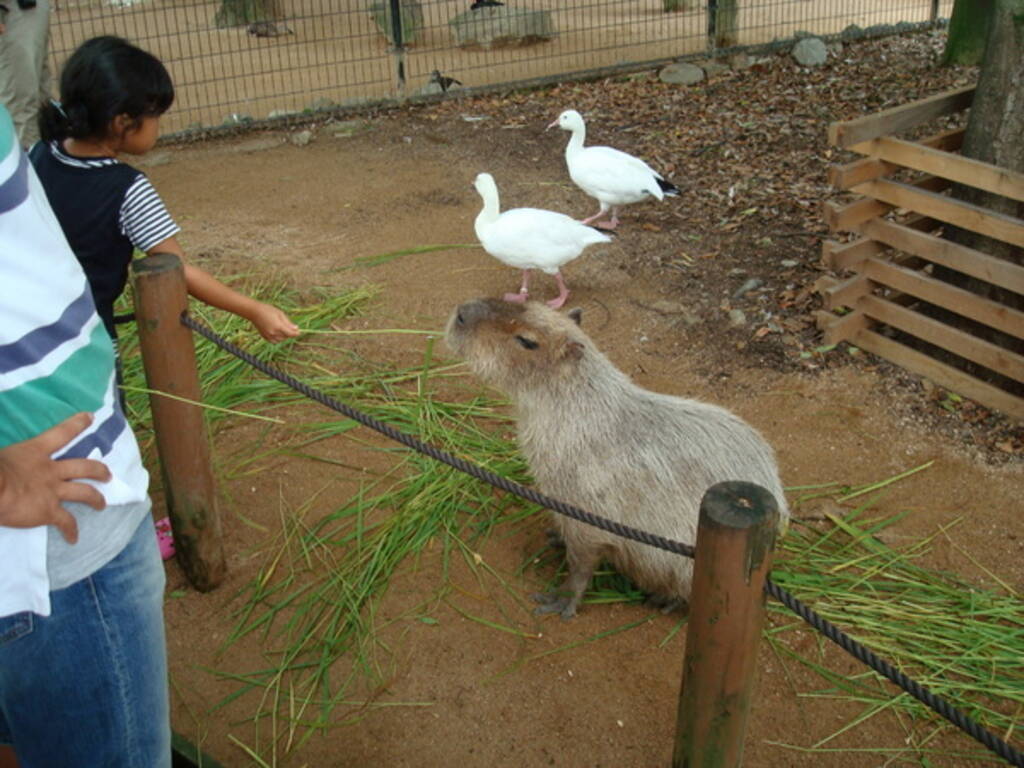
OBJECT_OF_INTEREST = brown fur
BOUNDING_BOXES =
[446,298,789,619]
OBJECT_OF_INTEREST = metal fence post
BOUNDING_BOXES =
[131,253,226,592]
[672,481,779,767]
[388,0,407,95]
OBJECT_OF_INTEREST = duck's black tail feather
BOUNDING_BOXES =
[658,178,681,196]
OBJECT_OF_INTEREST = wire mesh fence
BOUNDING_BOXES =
[47,0,954,137]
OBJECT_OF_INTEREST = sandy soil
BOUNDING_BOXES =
[138,32,1024,768]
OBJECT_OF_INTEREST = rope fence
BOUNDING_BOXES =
[180,310,1024,767]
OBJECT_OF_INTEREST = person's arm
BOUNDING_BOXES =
[146,236,299,343]
[0,413,111,544]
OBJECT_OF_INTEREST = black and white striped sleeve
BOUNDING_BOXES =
[119,174,181,252]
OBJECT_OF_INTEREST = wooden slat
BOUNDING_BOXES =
[828,86,975,149]
[865,136,1024,203]
[829,157,896,190]
[816,309,871,345]
[851,328,1024,421]
[831,128,965,189]
[858,294,1024,383]
[854,178,1024,248]
[823,275,873,310]
[861,257,1024,340]
[825,176,950,231]
[822,238,888,271]
[859,218,1024,294]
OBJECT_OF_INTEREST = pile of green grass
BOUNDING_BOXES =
[120,283,1022,766]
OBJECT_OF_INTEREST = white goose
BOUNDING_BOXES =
[473,172,612,309]
[548,109,679,229]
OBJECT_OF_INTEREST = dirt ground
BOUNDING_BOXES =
[148,31,1023,767]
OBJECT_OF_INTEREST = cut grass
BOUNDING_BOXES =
[121,282,1022,766]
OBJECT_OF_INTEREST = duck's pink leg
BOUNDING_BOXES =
[504,270,530,303]
[546,271,570,309]
[580,201,610,227]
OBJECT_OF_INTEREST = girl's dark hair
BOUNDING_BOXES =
[38,35,174,143]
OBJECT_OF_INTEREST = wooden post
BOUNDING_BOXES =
[132,253,226,591]
[672,481,779,768]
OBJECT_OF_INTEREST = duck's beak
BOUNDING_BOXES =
[545,118,559,131]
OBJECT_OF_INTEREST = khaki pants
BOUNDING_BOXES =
[0,0,51,148]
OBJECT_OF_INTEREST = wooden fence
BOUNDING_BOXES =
[818,85,1024,421]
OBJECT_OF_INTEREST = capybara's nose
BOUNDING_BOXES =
[455,299,490,328]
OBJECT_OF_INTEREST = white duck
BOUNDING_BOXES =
[548,109,679,229]
[473,172,611,309]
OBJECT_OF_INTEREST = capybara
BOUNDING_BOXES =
[445,298,788,619]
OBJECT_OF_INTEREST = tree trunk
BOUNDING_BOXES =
[215,0,282,28]
[936,0,1024,385]
[941,0,995,66]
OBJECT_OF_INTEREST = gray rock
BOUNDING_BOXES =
[659,61,705,85]
[792,37,827,67]
[331,119,366,138]
[449,6,556,48]
[369,0,424,44]
[697,59,730,79]
[268,109,299,120]
[728,309,747,328]
[779,259,799,268]
[727,52,752,70]
[840,24,865,40]
[289,130,313,146]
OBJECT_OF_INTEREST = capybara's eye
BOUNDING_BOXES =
[515,335,539,350]
[456,312,465,325]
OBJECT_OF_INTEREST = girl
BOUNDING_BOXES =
[29,36,300,560]
[29,35,300,347]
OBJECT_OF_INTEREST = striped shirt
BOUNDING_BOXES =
[28,140,181,338]
[0,106,150,617]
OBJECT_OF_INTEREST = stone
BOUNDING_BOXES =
[449,6,556,48]
[694,58,730,79]
[726,52,752,70]
[792,37,827,67]
[728,309,747,328]
[658,61,704,85]
[331,119,366,138]
[289,130,313,146]
[268,109,299,120]
[840,24,865,40]
[369,0,424,45]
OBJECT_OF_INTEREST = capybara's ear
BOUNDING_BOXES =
[562,340,585,361]
[567,307,583,326]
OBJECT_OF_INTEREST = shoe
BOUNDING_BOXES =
[155,516,176,560]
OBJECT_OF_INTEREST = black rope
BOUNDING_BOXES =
[765,580,1024,767]
[180,312,1024,767]
[181,313,694,560]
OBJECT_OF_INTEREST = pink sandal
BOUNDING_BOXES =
[155,517,175,560]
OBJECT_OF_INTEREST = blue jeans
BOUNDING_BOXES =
[0,516,170,768]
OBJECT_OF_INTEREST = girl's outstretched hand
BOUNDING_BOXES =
[250,302,300,343]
